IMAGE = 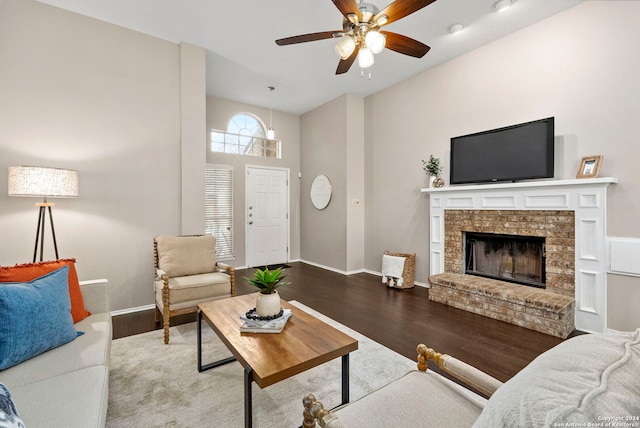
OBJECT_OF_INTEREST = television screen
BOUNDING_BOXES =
[450,117,554,184]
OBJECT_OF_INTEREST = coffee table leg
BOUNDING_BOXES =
[197,309,236,372]
[342,354,350,405]
[244,365,253,428]
[197,309,203,371]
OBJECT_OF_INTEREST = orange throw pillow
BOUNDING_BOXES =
[0,259,91,323]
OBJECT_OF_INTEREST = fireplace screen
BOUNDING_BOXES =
[465,232,546,288]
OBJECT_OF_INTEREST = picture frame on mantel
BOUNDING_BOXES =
[577,155,603,178]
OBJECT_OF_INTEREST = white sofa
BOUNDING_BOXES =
[304,328,640,427]
[0,279,112,428]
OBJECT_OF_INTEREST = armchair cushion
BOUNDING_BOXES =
[155,235,216,277]
[154,272,232,305]
[332,370,485,427]
[473,328,640,427]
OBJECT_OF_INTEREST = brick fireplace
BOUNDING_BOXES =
[422,178,617,336]
[445,210,575,296]
[431,209,576,338]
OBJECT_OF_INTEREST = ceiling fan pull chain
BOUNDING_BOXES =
[359,67,373,79]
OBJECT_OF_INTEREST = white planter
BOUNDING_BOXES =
[432,177,445,188]
[256,290,281,317]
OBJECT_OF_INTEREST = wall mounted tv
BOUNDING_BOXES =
[450,117,555,185]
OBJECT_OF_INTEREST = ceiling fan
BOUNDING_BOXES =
[275,0,436,75]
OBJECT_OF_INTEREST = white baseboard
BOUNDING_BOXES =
[111,304,155,317]
[299,259,356,275]
[362,268,430,288]
[300,261,430,287]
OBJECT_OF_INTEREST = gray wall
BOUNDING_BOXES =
[0,0,204,312]
[299,94,366,273]
[300,95,348,271]
[345,95,366,273]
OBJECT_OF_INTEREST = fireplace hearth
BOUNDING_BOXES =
[465,232,546,289]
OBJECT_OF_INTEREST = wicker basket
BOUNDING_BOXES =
[383,251,416,289]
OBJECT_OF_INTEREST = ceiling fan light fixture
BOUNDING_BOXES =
[335,36,356,59]
[365,30,386,54]
[275,0,435,76]
[492,0,513,12]
[448,23,465,35]
[357,47,375,68]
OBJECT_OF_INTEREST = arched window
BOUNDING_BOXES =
[210,113,280,158]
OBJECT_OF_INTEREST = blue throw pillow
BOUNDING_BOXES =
[0,265,81,370]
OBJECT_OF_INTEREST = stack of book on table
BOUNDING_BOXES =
[240,309,292,333]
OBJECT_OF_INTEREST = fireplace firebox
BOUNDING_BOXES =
[464,232,546,289]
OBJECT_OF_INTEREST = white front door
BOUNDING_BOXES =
[246,166,289,268]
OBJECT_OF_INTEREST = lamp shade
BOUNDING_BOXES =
[8,166,79,198]
[365,31,386,54]
[335,36,356,60]
[357,47,375,68]
[267,127,275,140]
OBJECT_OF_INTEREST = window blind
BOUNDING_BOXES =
[205,164,233,259]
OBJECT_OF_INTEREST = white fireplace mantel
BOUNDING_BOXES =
[421,177,618,195]
[421,177,618,333]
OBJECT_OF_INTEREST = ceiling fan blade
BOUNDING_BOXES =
[332,0,361,20]
[381,31,430,58]
[336,47,359,74]
[276,31,341,46]
[376,0,436,26]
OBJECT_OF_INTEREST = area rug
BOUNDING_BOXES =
[106,301,416,427]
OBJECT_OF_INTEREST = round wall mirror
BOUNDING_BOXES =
[310,175,332,210]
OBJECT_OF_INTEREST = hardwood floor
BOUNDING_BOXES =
[113,261,577,383]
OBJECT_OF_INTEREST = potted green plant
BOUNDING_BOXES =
[422,155,444,187]
[422,155,442,176]
[246,267,290,316]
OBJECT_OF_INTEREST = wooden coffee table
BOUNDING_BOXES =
[197,294,358,428]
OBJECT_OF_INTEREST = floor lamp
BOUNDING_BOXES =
[8,166,79,262]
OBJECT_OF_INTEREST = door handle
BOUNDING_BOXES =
[249,221,253,225]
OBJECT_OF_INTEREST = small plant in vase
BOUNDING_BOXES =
[246,267,290,317]
[422,155,445,188]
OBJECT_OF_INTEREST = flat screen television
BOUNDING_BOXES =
[450,117,554,184]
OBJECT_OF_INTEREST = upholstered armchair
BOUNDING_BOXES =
[302,329,640,427]
[153,234,235,344]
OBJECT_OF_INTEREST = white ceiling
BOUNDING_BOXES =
[37,0,582,115]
